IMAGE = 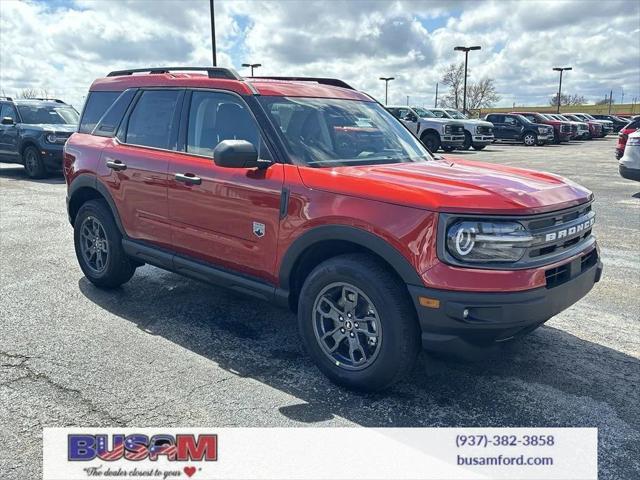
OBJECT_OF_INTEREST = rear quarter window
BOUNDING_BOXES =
[79,91,121,134]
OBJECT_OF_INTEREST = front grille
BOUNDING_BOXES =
[570,125,578,134]
[451,125,464,135]
[545,249,598,288]
[561,124,571,133]
[477,126,492,135]
[522,202,595,264]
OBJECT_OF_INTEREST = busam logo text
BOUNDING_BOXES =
[68,434,218,462]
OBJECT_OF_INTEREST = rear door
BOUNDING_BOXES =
[167,90,284,281]
[0,103,20,161]
[98,89,184,249]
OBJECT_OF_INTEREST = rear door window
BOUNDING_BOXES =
[79,91,121,133]
[125,90,181,150]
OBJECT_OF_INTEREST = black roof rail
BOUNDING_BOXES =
[0,96,13,101]
[24,97,67,104]
[250,76,355,90]
[106,66,242,80]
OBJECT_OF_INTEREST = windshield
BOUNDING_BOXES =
[259,96,432,167]
[17,104,79,125]
[584,114,596,120]
[445,109,467,119]
[412,107,436,118]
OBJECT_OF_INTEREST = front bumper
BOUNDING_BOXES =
[407,250,602,355]
[619,164,640,181]
[472,135,494,145]
[39,145,64,171]
[537,133,553,143]
[441,135,465,147]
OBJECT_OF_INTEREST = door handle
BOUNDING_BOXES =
[175,173,202,185]
[106,159,127,171]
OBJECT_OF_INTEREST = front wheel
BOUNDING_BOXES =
[442,145,456,152]
[472,144,486,151]
[297,254,421,392]
[23,145,47,179]
[421,132,441,153]
[74,199,136,288]
[461,131,472,150]
[523,132,537,146]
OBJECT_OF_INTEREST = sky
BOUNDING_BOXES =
[0,0,638,110]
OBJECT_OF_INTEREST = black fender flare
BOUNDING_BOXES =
[278,225,423,290]
[67,174,125,235]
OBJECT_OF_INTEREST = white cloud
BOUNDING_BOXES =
[0,0,638,110]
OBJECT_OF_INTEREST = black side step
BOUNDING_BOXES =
[122,239,284,304]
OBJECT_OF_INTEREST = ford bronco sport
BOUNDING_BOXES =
[0,96,78,178]
[64,67,602,391]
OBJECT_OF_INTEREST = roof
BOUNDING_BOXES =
[90,72,372,101]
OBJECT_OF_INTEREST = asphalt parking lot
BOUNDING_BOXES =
[1,136,638,479]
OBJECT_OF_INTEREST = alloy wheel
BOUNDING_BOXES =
[24,149,38,175]
[524,134,535,146]
[312,282,382,371]
[79,216,110,274]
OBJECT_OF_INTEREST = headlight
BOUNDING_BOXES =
[538,127,546,134]
[444,125,452,134]
[46,133,58,143]
[446,221,533,263]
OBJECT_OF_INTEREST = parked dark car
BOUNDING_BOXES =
[484,113,554,146]
[591,114,628,132]
[0,96,78,178]
[511,111,572,144]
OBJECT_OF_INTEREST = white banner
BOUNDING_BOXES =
[43,427,597,480]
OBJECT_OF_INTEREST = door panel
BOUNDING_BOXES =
[168,154,284,281]
[98,141,173,248]
[0,104,19,161]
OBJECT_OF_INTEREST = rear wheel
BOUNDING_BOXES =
[74,199,136,288]
[23,145,47,179]
[421,132,441,153]
[297,254,421,392]
[523,132,537,146]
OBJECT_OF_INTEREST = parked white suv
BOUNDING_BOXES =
[619,129,640,181]
[387,106,465,152]
[429,107,495,151]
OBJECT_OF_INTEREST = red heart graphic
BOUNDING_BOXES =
[183,466,196,477]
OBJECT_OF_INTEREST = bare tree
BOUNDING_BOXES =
[440,62,500,111]
[466,78,501,110]
[16,88,52,99]
[440,63,465,109]
[595,96,614,105]
[549,93,586,106]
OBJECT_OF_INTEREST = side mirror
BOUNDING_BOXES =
[1,117,15,125]
[213,139,267,169]
[404,113,417,122]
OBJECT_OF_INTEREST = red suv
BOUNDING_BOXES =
[64,67,603,391]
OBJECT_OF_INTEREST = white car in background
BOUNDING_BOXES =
[619,129,640,181]
[428,107,495,150]
[387,106,465,152]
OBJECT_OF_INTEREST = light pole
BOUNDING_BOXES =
[242,63,262,76]
[552,67,572,113]
[209,0,216,66]
[379,77,395,105]
[454,45,481,114]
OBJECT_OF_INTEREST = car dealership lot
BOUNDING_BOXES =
[0,137,638,479]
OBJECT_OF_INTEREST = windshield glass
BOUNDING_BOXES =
[445,109,467,119]
[412,107,436,118]
[259,96,433,167]
[17,104,79,125]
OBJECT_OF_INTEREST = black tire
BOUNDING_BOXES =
[461,131,472,150]
[472,144,486,151]
[73,199,136,288]
[523,132,537,146]
[553,130,560,145]
[23,145,47,179]
[297,253,421,392]
[421,132,441,152]
[442,145,456,152]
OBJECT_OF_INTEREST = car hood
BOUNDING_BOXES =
[297,158,591,215]
[464,119,494,127]
[22,123,78,133]
[421,117,461,125]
